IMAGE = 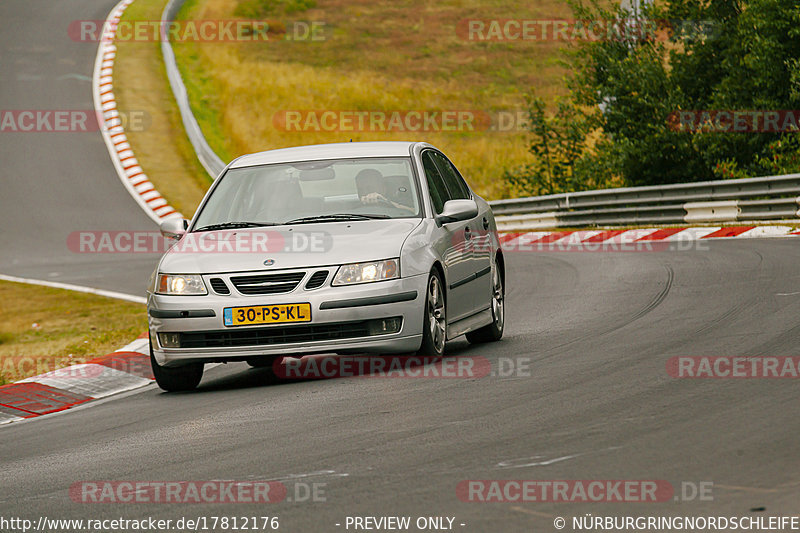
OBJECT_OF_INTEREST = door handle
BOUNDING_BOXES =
[482,217,489,230]
[464,226,472,240]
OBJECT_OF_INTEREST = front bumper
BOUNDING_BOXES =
[148,273,427,367]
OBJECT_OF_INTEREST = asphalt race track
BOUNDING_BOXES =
[1,1,799,532]
[0,0,161,296]
[3,240,800,530]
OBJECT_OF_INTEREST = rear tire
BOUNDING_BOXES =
[416,270,447,357]
[150,341,204,392]
[466,262,504,344]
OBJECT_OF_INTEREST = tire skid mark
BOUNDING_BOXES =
[626,264,674,324]
[536,263,675,355]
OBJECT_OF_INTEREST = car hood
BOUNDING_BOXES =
[158,219,422,274]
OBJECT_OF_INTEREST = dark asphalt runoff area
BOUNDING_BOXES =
[3,240,800,531]
[0,0,162,297]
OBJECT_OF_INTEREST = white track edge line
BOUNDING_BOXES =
[0,274,146,304]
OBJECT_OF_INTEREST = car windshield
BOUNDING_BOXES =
[192,157,421,229]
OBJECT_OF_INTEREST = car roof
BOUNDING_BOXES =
[229,141,422,168]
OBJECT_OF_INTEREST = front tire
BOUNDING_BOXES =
[417,270,447,357]
[466,262,504,344]
[150,341,204,392]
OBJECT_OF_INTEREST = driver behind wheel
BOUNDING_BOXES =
[355,169,415,213]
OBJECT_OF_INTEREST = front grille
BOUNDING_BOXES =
[178,321,373,348]
[230,272,305,295]
[305,270,329,290]
[209,277,230,295]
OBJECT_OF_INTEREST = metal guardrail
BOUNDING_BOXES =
[489,174,800,230]
[161,0,226,179]
[158,3,799,231]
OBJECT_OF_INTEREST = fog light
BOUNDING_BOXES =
[367,317,402,336]
[158,332,181,348]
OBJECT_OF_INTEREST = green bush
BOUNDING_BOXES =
[507,0,800,195]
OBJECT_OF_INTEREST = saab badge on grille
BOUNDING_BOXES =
[263,259,275,266]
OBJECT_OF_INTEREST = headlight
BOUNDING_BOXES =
[332,259,399,286]
[156,274,208,295]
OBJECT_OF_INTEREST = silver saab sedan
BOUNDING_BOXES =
[147,141,505,391]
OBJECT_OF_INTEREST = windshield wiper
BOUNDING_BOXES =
[194,221,277,232]
[284,214,390,224]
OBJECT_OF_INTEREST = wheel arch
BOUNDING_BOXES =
[495,249,506,287]
[430,260,447,302]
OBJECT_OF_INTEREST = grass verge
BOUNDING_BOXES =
[113,0,213,217]
[0,281,147,385]
[170,0,571,200]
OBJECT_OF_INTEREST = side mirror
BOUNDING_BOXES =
[437,199,478,224]
[160,218,188,240]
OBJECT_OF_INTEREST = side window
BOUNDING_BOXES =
[422,151,450,214]
[431,152,471,200]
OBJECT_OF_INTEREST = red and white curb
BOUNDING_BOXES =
[92,0,182,225]
[498,225,800,248]
[0,0,172,426]
[0,334,152,425]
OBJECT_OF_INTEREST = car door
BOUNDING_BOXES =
[429,151,492,315]
[421,150,474,323]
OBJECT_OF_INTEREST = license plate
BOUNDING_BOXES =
[223,303,312,327]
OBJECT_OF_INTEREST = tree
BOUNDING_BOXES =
[507,0,800,195]
[503,97,612,195]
